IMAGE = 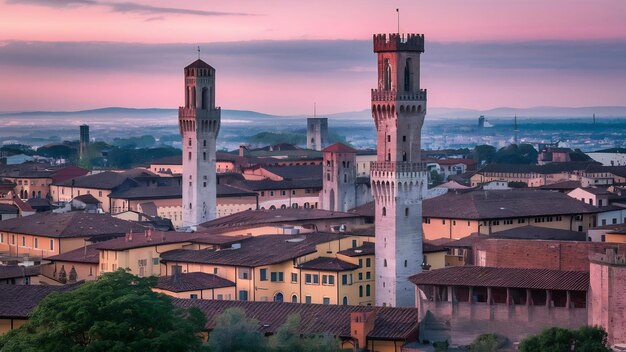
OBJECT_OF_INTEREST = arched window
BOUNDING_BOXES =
[269,205,276,210]
[203,140,206,147]
[191,86,196,108]
[203,152,206,161]
[359,285,363,297]
[185,86,190,107]
[344,174,347,183]
[383,59,392,90]
[188,152,192,160]
[342,161,346,168]
[280,204,286,209]
[292,295,298,303]
[342,296,348,305]
[404,259,408,267]
[384,259,387,267]
[366,284,371,297]
[382,207,386,216]
[201,87,208,109]
[188,138,192,146]
[274,292,283,303]
[404,58,412,92]
[405,208,409,216]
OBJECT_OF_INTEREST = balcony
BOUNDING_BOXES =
[371,89,427,102]
[370,161,428,173]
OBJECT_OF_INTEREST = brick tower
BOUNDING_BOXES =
[321,143,356,212]
[370,33,428,307]
[589,249,626,346]
[179,59,220,229]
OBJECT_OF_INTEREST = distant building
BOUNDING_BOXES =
[79,124,89,161]
[587,148,626,166]
[478,115,485,128]
[320,143,357,212]
[306,117,328,151]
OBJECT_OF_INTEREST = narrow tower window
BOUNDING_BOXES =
[404,58,412,92]
[383,59,391,90]
[201,87,208,109]
[382,207,386,216]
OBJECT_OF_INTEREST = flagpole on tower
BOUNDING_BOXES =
[396,8,400,34]
[197,46,200,60]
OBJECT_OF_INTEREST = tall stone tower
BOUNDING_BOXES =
[179,59,221,229]
[307,117,328,151]
[320,143,356,212]
[370,33,428,307]
[79,124,89,161]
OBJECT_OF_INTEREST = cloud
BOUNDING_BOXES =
[5,0,257,17]
[0,39,625,78]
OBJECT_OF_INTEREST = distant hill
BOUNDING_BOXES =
[2,105,626,120]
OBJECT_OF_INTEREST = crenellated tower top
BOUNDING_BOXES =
[373,33,424,53]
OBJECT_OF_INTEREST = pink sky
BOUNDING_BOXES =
[1,0,626,114]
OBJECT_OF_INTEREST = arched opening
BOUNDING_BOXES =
[342,296,348,305]
[291,294,298,303]
[201,87,208,109]
[269,205,276,210]
[359,285,363,297]
[384,259,387,267]
[383,59,392,90]
[274,292,284,303]
[366,284,371,297]
[382,207,386,216]
[191,86,196,108]
[329,189,335,211]
[344,174,347,183]
[404,58,412,92]
[280,204,286,209]
[185,86,190,107]
[402,152,407,162]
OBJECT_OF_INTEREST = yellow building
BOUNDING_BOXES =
[422,189,600,241]
[159,233,374,306]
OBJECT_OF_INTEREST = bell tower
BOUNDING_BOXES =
[179,59,221,229]
[370,33,428,307]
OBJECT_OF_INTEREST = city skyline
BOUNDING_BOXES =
[1,0,626,114]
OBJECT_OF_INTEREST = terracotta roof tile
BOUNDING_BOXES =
[0,284,79,318]
[323,143,356,153]
[172,299,419,340]
[0,265,40,280]
[155,272,235,292]
[409,266,589,291]
[338,241,375,257]
[298,257,359,271]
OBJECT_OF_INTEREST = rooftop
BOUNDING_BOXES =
[423,189,601,220]
[539,180,582,190]
[173,298,419,340]
[338,241,375,257]
[55,169,156,189]
[46,244,99,264]
[73,193,101,205]
[155,272,235,292]
[490,226,587,241]
[409,266,589,291]
[199,208,362,231]
[477,161,600,175]
[298,257,359,271]
[161,233,346,267]
[323,143,356,153]
[0,284,78,318]
[0,212,146,239]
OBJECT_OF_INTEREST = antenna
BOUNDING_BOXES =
[314,102,316,118]
[396,8,400,34]
[197,46,200,60]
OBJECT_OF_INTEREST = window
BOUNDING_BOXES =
[190,294,198,299]
[405,208,409,216]
[352,239,357,248]
[239,290,248,301]
[291,273,298,283]
[260,268,268,281]
[384,259,387,267]
[34,238,38,249]
[366,271,371,280]
[270,272,284,282]
[0,233,3,243]
[366,258,371,267]
[213,268,218,275]
[274,293,284,302]
[366,284,371,297]
[382,207,386,216]
[238,268,250,280]
[305,295,312,304]
[359,285,363,297]
[423,218,431,224]
[342,274,348,285]
[343,297,348,305]
[22,236,26,246]
[217,294,224,300]
[358,273,363,280]
[328,276,334,285]
[322,275,328,285]
[305,274,312,284]
[323,297,330,305]
[291,295,298,303]
[313,274,319,284]
[152,258,159,265]
[359,259,363,268]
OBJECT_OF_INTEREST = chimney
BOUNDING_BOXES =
[350,311,376,351]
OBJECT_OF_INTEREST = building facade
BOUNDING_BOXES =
[370,33,428,307]
[179,59,221,229]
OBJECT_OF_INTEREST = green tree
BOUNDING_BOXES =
[472,145,496,165]
[269,314,341,352]
[519,326,610,352]
[208,308,266,352]
[0,270,206,352]
[470,333,500,352]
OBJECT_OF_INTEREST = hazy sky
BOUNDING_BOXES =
[1,0,626,114]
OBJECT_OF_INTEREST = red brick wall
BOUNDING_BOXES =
[473,239,626,271]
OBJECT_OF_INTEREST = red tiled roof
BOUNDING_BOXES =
[155,272,235,292]
[409,266,589,291]
[46,244,99,264]
[298,257,359,271]
[338,241,375,257]
[0,265,40,280]
[185,59,213,69]
[323,143,356,153]
[172,299,419,340]
[0,284,79,318]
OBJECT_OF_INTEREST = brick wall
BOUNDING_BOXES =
[473,239,626,271]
